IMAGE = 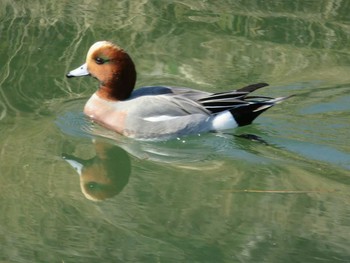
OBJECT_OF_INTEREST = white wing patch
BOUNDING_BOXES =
[143,115,180,122]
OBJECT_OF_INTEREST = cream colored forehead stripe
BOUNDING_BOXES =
[86,41,119,60]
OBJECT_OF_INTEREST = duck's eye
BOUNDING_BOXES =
[95,57,105,65]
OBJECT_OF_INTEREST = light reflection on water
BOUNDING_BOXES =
[0,0,350,262]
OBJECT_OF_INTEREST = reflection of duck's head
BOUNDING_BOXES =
[63,142,131,201]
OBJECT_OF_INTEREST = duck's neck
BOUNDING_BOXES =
[96,59,137,101]
[96,81,131,101]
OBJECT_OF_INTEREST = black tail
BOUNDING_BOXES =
[229,103,273,126]
[236,82,269,93]
[229,96,292,126]
[198,82,292,126]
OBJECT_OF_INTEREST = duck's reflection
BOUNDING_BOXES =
[63,141,131,201]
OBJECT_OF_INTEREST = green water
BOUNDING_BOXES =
[1,1,350,262]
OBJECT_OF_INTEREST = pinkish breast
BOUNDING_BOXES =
[84,94,127,135]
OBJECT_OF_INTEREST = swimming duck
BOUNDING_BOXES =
[66,41,290,140]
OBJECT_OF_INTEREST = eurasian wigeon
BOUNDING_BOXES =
[66,41,291,140]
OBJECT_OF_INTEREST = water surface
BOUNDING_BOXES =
[0,1,350,262]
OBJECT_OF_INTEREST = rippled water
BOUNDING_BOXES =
[1,1,350,262]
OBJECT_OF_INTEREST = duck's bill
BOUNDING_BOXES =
[66,63,90,78]
[62,153,84,175]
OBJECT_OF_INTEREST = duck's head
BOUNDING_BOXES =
[66,41,137,101]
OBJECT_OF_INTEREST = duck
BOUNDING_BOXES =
[66,41,291,140]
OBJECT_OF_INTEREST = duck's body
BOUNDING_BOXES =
[67,41,290,140]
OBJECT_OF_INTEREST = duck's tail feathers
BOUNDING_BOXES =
[236,82,269,93]
[229,95,293,127]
